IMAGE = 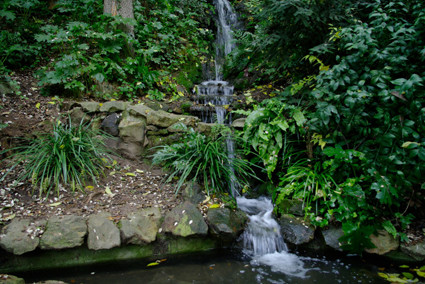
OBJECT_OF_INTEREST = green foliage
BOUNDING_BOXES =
[1,117,113,197]
[152,127,260,196]
[226,0,362,83]
[242,98,307,178]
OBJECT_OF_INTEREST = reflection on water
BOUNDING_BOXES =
[21,250,385,284]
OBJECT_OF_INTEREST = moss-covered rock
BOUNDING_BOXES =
[162,202,208,237]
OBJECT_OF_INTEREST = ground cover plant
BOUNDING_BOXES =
[1,117,113,198]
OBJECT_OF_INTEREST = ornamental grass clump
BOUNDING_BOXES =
[152,128,260,197]
[2,117,113,197]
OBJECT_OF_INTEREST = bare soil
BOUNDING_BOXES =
[0,72,183,225]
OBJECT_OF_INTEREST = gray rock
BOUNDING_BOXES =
[99,101,128,112]
[207,208,247,241]
[0,219,44,255]
[33,281,68,284]
[182,182,205,204]
[79,102,99,113]
[167,122,188,133]
[0,274,25,284]
[162,201,208,237]
[87,213,121,250]
[117,140,144,159]
[40,215,87,250]
[321,227,344,251]
[120,208,161,244]
[101,113,120,136]
[118,111,146,142]
[277,199,304,216]
[365,230,399,255]
[196,122,216,135]
[279,214,315,245]
[128,104,154,118]
[147,110,199,128]
[69,107,90,125]
[231,118,246,129]
[400,241,425,261]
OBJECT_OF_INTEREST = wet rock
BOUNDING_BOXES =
[101,113,120,136]
[231,118,245,129]
[279,214,315,245]
[0,274,25,284]
[162,201,208,237]
[207,208,248,241]
[79,102,99,113]
[400,241,425,261]
[99,101,128,112]
[87,213,121,250]
[277,199,304,217]
[365,230,399,255]
[182,182,205,204]
[40,215,87,250]
[0,219,43,255]
[321,227,344,251]
[120,208,161,244]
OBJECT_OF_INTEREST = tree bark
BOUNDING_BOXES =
[103,0,135,36]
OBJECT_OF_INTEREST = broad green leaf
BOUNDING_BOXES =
[382,220,397,238]
[293,109,306,126]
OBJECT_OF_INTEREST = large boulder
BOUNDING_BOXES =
[207,208,248,241]
[40,215,87,250]
[87,213,121,250]
[321,227,344,251]
[0,219,45,255]
[365,230,399,255]
[278,214,315,245]
[118,111,146,142]
[161,201,208,237]
[147,110,199,128]
[120,208,161,244]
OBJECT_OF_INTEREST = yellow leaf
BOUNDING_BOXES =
[99,103,103,106]
[3,213,16,221]
[147,262,160,267]
[111,99,116,101]
[402,141,420,148]
[319,65,330,71]
[109,171,116,176]
[85,186,94,191]
[209,204,220,209]
[125,172,136,177]
[112,160,118,166]
[49,202,62,207]
[48,101,55,105]
[136,169,144,173]
[36,103,41,109]
[105,186,115,197]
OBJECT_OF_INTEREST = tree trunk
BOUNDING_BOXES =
[103,0,135,36]
[104,0,135,56]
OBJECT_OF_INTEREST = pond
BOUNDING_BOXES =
[19,249,386,284]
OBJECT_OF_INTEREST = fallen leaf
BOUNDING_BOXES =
[3,213,16,221]
[109,171,116,176]
[147,262,160,267]
[125,173,136,177]
[48,101,55,105]
[85,186,94,191]
[49,202,62,207]
[136,169,144,173]
[36,103,40,109]
[209,204,220,209]
[105,187,115,197]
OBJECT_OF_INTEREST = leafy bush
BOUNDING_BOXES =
[152,127,260,196]
[2,117,113,197]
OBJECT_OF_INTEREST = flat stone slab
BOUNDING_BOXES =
[0,219,45,255]
[120,208,161,244]
[162,201,208,237]
[87,213,121,250]
[0,274,25,284]
[279,214,315,245]
[40,215,87,250]
[99,101,129,112]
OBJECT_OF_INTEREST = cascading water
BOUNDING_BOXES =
[195,0,239,197]
[237,196,308,278]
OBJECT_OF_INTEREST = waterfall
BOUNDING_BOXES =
[237,196,308,278]
[195,0,238,197]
